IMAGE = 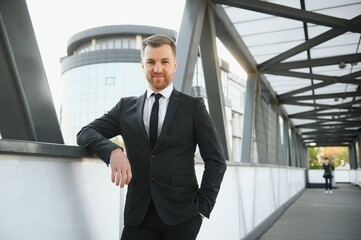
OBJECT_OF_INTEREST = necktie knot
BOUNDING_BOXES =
[152,93,162,102]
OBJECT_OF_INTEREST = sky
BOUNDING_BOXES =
[25,0,245,115]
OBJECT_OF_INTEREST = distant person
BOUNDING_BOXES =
[336,159,350,169]
[322,157,334,194]
[77,34,227,240]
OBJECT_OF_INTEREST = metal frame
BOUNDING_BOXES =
[1,0,360,168]
[211,0,361,147]
[0,0,63,143]
[175,0,231,160]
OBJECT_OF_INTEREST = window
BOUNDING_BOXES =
[108,39,114,49]
[129,38,136,49]
[73,36,138,54]
[115,39,122,49]
[122,38,129,49]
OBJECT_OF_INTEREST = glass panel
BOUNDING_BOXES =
[122,39,129,49]
[108,39,114,49]
[115,39,122,49]
[129,38,136,49]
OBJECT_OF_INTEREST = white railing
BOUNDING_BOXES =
[0,154,123,240]
[0,152,305,240]
[308,169,361,185]
[196,163,305,240]
[350,169,361,187]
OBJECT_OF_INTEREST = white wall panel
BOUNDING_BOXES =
[196,163,305,240]
[308,169,354,184]
[0,154,306,240]
[350,169,361,187]
[0,155,122,240]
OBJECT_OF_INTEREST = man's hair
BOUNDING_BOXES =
[141,34,176,58]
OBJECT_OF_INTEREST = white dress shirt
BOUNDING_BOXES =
[143,83,174,138]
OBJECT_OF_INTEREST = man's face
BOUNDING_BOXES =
[141,44,177,92]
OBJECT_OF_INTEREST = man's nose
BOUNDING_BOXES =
[153,62,162,72]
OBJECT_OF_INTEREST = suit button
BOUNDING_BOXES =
[150,178,156,182]
[151,155,155,159]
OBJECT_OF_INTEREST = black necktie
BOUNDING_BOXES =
[149,93,162,148]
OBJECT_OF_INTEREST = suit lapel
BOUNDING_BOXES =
[136,92,149,142]
[154,89,181,149]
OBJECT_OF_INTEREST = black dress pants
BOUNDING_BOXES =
[325,176,333,190]
[121,201,203,240]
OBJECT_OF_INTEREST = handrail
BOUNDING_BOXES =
[0,139,93,158]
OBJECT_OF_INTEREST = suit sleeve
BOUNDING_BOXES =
[194,97,227,218]
[76,99,123,165]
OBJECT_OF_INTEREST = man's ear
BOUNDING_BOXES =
[173,60,178,72]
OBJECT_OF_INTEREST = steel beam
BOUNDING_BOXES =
[174,0,207,94]
[200,4,230,160]
[241,74,257,163]
[0,0,63,143]
[358,135,361,169]
[212,0,361,32]
[269,54,361,71]
[282,117,290,165]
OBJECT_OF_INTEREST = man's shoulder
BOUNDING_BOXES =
[122,96,139,101]
[174,89,203,103]
[119,94,144,103]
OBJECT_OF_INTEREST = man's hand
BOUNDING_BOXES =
[109,148,132,188]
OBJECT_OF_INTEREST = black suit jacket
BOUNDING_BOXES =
[77,89,226,226]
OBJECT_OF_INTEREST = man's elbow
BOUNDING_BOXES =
[220,160,227,174]
[76,127,87,147]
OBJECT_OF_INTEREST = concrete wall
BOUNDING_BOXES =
[0,148,305,240]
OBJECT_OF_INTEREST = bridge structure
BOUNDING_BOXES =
[1,0,360,239]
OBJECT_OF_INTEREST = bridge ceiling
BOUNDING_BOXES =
[212,0,361,146]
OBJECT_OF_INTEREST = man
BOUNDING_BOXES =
[77,34,226,240]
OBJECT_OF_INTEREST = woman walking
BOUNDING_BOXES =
[322,157,334,194]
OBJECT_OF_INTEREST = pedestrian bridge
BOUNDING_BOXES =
[1,0,361,239]
[0,140,360,239]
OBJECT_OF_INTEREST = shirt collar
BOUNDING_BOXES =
[146,83,174,99]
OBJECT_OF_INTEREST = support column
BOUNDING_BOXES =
[174,0,207,94]
[0,0,63,143]
[349,143,357,169]
[289,129,297,167]
[241,74,257,163]
[199,4,230,160]
[296,139,301,167]
[296,137,302,167]
[282,118,290,166]
[302,141,306,167]
[356,134,361,170]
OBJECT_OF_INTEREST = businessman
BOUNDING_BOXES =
[77,34,227,240]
